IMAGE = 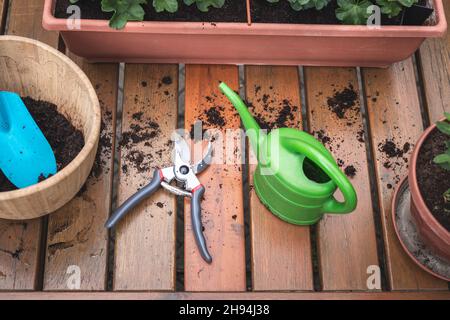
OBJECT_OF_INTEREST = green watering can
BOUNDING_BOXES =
[219,83,357,225]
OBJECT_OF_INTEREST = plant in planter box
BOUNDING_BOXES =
[184,0,225,12]
[43,0,447,66]
[265,0,332,11]
[69,0,226,29]
[267,0,420,24]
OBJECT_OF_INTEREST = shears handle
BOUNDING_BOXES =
[105,169,163,229]
[191,185,212,264]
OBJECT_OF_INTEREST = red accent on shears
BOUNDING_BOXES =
[192,184,203,193]
[158,169,164,180]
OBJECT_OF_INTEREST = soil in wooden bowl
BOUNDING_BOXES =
[250,0,426,25]
[0,97,85,192]
[416,127,450,232]
[55,0,247,22]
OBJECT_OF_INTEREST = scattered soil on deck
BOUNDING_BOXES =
[378,137,411,188]
[344,165,357,178]
[190,93,230,141]
[90,110,113,179]
[310,84,364,179]
[119,111,162,174]
[246,86,300,131]
[416,128,450,231]
[55,0,247,23]
[327,83,361,126]
[0,97,84,192]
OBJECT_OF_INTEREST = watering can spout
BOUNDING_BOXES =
[219,82,264,156]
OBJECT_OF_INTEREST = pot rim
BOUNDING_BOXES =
[43,0,447,38]
[391,176,450,282]
[408,118,450,239]
[0,35,101,202]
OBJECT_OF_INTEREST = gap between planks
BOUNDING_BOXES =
[0,0,8,35]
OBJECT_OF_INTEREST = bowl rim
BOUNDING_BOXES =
[0,35,101,201]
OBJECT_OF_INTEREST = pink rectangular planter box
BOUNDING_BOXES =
[43,0,447,67]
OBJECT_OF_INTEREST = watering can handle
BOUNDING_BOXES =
[283,138,357,214]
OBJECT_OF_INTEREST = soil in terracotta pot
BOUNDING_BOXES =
[0,97,85,192]
[55,0,247,22]
[250,0,426,25]
[416,128,450,232]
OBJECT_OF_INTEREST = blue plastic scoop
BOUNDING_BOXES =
[0,91,57,189]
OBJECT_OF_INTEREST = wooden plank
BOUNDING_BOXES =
[363,59,448,290]
[0,0,6,34]
[305,67,379,291]
[113,64,178,291]
[43,56,118,290]
[1,291,449,300]
[0,0,59,290]
[418,2,450,123]
[184,65,246,291]
[7,0,58,46]
[245,66,313,291]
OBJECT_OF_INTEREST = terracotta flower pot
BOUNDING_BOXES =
[0,36,101,220]
[42,0,447,67]
[408,121,450,262]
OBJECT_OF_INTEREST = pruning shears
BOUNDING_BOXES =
[105,132,213,263]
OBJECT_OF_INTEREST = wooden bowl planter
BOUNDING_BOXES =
[0,36,101,220]
[42,0,447,67]
[408,121,450,263]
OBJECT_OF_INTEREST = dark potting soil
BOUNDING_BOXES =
[55,0,431,26]
[119,111,163,174]
[416,128,450,232]
[0,97,85,192]
[90,111,113,179]
[327,84,359,121]
[344,165,357,178]
[55,0,247,23]
[190,93,231,141]
[251,0,424,25]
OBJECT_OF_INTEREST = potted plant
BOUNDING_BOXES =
[408,113,450,262]
[42,0,447,66]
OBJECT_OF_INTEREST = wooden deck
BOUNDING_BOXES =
[0,0,449,299]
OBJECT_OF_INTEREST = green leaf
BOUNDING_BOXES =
[102,0,147,29]
[436,120,450,136]
[434,154,450,171]
[376,0,418,18]
[284,0,332,11]
[445,112,450,121]
[184,0,225,12]
[336,0,372,25]
[444,189,450,204]
[153,0,178,13]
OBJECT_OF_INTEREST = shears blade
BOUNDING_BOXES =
[173,132,191,165]
[193,141,213,175]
